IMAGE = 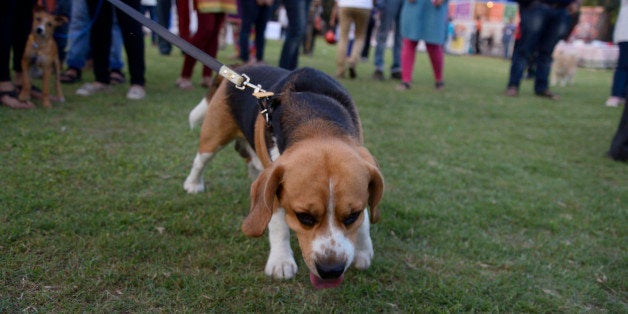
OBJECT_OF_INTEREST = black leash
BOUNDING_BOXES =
[107,0,273,102]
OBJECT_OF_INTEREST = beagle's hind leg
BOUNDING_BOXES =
[234,138,264,180]
[184,85,240,193]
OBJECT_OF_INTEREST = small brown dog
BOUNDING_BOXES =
[19,6,67,108]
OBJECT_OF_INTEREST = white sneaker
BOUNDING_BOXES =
[76,82,110,96]
[605,96,624,107]
[126,85,146,100]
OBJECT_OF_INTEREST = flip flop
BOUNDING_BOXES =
[60,68,82,84]
[0,89,35,109]
[110,70,126,85]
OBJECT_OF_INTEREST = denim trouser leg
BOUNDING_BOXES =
[507,3,570,92]
[611,42,628,98]
[53,0,71,63]
[533,7,570,93]
[374,0,402,72]
[110,13,124,71]
[239,0,257,63]
[278,0,311,70]
[156,0,172,54]
[66,0,91,70]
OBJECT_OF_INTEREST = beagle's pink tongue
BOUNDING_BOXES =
[310,273,344,289]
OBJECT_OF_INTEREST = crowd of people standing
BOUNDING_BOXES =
[0,0,625,161]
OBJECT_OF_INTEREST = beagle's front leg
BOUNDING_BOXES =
[352,210,374,270]
[264,208,298,279]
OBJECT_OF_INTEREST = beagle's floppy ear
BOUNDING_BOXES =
[241,164,284,237]
[367,164,384,224]
[357,147,384,224]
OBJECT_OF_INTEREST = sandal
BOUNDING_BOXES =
[176,78,194,90]
[200,76,213,88]
[0,89,35,109]
[110,70,126,85]
[60,68,82,84]
[395,82,411,91]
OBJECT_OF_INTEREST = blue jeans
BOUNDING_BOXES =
[278,0,312,70]
[141,5,158,44]
[156,0,172,55]
[507,1,571,93]
[239,0,272,62]
[373,0,402,73]
[53,0,71,63]
[611,42,628,98]
[66,0,124,71]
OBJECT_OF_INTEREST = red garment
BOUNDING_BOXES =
[401,38,443,84]
[176,0,191,41]
[180,12,226,78]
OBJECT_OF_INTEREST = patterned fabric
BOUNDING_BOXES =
[195,0,237,14]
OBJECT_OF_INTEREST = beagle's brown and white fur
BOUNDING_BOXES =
[184,65,384,289]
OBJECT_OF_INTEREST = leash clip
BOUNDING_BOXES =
[255,92,275,127]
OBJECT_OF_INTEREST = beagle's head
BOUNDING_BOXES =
[242,137,384,288]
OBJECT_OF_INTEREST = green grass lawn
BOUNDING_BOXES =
[1,39,626,312]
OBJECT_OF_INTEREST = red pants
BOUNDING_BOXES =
[180,12,225,79]
[401,38,444,84]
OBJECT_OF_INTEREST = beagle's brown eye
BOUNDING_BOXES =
[343,211,361,226]
[295,212,316,227]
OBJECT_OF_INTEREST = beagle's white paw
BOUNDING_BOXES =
[183,177,205,194]
[353,248,373,270]
[265,251,298,279]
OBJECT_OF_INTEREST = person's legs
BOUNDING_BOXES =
[374,2,395,72]
[0,0,17,82]
[176,0,190,41]
[279,0,311,70]
[238,0,256,63]
[156,0,172,54]
[65,0,91,72]
[53,0,71,63]
[533,6,570,94]
[115,0,145,86]
[335,7,351,77]
[400,38,417,84]
[201,13,226,78]
[12,0,35,76]
[611,42,628,99]
[254,5,271,62]
[507,4,544,90]
[426,43,444,84]
[87,0,113,84]
[347,8,371,70]
[390,0,403,74]
[608,101,628,161]
[109,12,125,71]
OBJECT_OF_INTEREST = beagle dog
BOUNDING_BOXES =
[184,65,384,289]
[19,6,67,108]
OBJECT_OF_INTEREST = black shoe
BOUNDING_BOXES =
[349,67,356,79]
[395,82,410,91]
[535,90,560,100]
[390,71,402,80]
[372,70,384,81]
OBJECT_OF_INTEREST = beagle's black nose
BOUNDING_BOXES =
[315,262,345,279]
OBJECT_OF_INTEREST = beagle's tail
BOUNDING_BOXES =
[188,98,208,129]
